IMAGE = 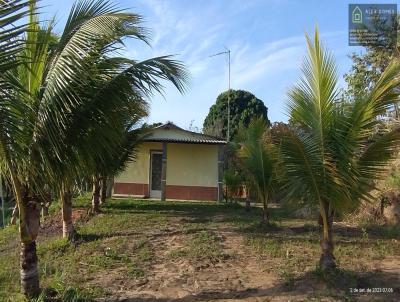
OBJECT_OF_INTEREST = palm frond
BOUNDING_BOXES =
[288,27,339,135]
[34,2,152,156]
[0,0,31,72]
[282,27,400,215]
[357,128,400,182]
[236,118,280,202]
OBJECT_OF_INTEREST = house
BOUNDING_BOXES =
[113,122,226,201]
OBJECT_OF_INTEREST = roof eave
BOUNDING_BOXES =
[142,139,227,145]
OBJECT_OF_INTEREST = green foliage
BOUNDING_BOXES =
[223,168,243,201]
[38,238,70,255]
[0,0,189,297]
[344,15,398,101]
[187,231,225,262]
[234,118,281,220]
[280,28,400,216]
[170,231,226,263]
[385,162,400,188]
[0,0,189,201]
[344,50,395,101]
[203,89,270,140]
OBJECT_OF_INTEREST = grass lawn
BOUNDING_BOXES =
[0,198,399,301]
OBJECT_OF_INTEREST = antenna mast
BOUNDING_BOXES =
[210,48,231,141]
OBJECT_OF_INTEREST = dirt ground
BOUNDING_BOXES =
[1,200,398,302]
[39,208,89,238]
[83,210,399,302]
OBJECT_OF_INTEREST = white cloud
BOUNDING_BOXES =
[121,1,352,128]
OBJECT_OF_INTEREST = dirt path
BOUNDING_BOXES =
[89,213,399,302]
[2,200,398,301]
[95,218,315,302]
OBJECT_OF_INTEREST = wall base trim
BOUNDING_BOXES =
[113,182,218,201]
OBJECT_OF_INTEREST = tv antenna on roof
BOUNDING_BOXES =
[210,47,231,142]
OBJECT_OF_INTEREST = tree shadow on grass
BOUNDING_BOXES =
[102,200,257,226]
[74,232,105,243]
[103,201,399,240]
[237,219,399,242]
[73,226,213,246]
[101,269,399,302]
[104,199,242,213]
[70,200,398,258]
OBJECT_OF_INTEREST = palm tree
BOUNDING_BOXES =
[37,2,187,235]
[0,0,41,296]
[0,0,188,296]
[235,118,281,223]
[223,168,242,202]
[88,119,148,215]
[93,123,149,211]
[279,28,400,270]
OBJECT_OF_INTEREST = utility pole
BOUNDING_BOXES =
[210,48,231,141]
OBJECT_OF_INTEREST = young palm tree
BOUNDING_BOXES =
[88,117,148,216]
[280,28,400,270]
[235,118,281,223]
[223,168,242,202]
[0,0,188,296]
[91,123,149,213]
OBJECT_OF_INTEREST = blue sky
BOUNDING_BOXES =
[41,0,391,130]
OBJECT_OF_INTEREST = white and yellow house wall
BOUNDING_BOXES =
[114,142,223,201]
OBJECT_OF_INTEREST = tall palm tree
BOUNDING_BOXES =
[235,118,281,223]
[0,0,40,296]
[0,0,188,296]
[279,28,400,270]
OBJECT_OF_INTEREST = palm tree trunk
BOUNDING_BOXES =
[245,197,251,212]
[245,186,251,212]
[41,203,49,218]
[10,203,18,225]
[61,184,74,240]
[319,208,336,270]
[21,196,41,296]
[20,239,39,297]
[9,170,41,297]
[100,176,107,205]
[92,176,101,214]
[261,198,269,224]
[40,193,52,223]
[106,177,113,198]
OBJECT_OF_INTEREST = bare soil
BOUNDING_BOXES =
[1,200,398,301]
[89,216,399,302]
[39,207,89,239]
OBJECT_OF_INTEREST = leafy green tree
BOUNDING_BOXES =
[344,15,398,101]
[279,29,400,271]
[223,168,243,202]
[203,89,270,140]
[345,49,396,100]
[0,0,188,297]
[235,118,281,223]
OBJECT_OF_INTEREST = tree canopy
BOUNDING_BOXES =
[203,89,270,140]
[344,15,398,101]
